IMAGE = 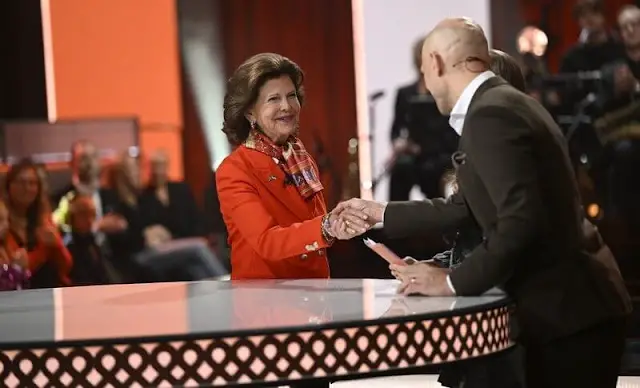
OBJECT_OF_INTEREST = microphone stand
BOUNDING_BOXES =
[368,91,385,193]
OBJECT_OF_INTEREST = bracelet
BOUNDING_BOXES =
[321,214,336,244]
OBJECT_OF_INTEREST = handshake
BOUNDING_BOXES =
[324,198,387,240]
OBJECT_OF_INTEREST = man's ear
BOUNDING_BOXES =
[433,53,445,77]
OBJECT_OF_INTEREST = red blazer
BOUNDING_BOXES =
[6,220,72,287]
[216,146,330,280]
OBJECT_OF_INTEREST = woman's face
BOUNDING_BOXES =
[9,168,39,209]
[247,75,301,144]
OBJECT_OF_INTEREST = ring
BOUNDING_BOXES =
[410,277,416,284]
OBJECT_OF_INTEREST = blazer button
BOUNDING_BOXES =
[318,250,324,256]
[300,254,309,260]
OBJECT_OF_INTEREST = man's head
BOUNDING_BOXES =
[68,195,97,234]
[421,17,490,114]
[618,5,640,49]
[574,0,606,39]
[149,149,169,186]
[70,140,100,183]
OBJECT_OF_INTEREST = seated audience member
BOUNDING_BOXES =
[105,152,146,280]
[5,159,72,288]
[139,150,203,243]
[66,195,115,286]
[52,140,125,236]
[216,53,368,282]
[0,199,30,291]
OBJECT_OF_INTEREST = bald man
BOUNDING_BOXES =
[337,18,630,388]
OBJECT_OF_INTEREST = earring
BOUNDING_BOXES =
[250,120,256,130]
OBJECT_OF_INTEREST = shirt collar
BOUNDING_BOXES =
[448,70,495,135]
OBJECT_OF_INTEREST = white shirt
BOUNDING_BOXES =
[448,70,496,135]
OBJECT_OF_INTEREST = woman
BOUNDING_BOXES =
[4,159,72,288]
[216,53,366,280]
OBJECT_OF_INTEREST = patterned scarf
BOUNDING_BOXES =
[244,130,323,199]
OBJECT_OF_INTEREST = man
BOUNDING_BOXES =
[619,5,640,80]
[387,36,457,200]
[560,0,625,74]
[338,18,631,388]
[52,140,126,237]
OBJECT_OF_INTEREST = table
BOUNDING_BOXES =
[0,279,513,387]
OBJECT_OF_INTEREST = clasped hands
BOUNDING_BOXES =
[325,198,385,240]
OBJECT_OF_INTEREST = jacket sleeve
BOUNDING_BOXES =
[383,192,469,238]
[449,106,545,295]
[216,161,329,261]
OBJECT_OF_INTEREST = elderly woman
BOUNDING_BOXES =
[216,53,367,281]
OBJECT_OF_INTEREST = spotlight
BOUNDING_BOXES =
[586,203,602,220]
[517,26,549,57]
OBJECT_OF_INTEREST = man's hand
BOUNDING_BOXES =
[334,198,387,225]
[326,204,369,240]
[390,261,454,296]
[97,213,128,233]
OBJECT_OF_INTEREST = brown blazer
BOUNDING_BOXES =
[384,77,631,344]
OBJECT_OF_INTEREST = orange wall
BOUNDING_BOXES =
[47,0,183,178]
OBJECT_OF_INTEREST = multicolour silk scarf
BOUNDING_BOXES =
[244,130,323,199]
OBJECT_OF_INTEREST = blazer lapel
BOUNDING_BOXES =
[241,148,312,220]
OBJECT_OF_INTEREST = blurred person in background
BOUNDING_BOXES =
[5,159,72,288]
[105,152,146,280]
[139,149,203,243]
[216,53,368,285]
[560,0,624,74]
[66,194,117,285]
[387,35,458,200]
[52,140,126,236]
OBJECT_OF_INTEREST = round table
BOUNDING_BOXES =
[0,279,513,387]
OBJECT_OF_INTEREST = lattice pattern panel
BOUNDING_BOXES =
[0,306,512,387]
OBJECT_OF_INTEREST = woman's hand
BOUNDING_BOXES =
[12,249,28,268]
[324,201,372,240]
[36,224,59,247]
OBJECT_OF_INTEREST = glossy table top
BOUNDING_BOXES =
[0,279,508,347]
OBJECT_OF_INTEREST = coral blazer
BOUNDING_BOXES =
[216,146,330,280]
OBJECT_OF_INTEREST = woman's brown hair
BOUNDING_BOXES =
[222,53,306,146]
[489,49,526,93]
[4,158,52,247]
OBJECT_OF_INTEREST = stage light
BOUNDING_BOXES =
[517,26,549,57]
[587,203,601,219]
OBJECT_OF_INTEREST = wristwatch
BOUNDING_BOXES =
[321,214,336,244]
